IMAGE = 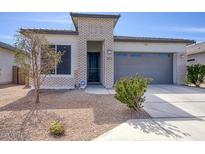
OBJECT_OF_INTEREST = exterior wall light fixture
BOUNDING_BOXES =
[107,49,112,55]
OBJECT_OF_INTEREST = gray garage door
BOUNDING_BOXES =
[114,52,173,84]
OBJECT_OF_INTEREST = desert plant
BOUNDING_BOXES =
[50,120,65,136]
[15,30,62,103]
[187,64,205,87]
[115,76,151,111]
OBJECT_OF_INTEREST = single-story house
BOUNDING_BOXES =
[0,41,16,84]
[187,42,205,65]
[21,13,195,89]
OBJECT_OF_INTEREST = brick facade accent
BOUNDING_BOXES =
[30,74,75,89]
[75,17,115,88]
[40,76,75,89]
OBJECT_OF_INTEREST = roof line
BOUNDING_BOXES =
[187,42,205,55]
[18,29,195,44]
[70,12,121,31]
[20,28,78,35]
[70,13,78,31]
[0,41,16,51]
[70,12,121,19]
[114,36,195,44]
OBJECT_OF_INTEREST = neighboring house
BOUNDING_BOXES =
[21,13,195,89]
[0,41,16,84]
[187,42,205,65]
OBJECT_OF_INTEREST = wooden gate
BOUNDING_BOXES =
[12,66,29,86]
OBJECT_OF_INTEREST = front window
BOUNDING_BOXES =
[42,45,71,75]
[187,59,195,62]
[56,45,71,75]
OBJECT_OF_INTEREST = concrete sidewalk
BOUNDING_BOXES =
[94,118,205,141]
[85,85,115,95]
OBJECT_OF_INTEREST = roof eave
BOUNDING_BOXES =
[70,13,78,31]
[70,12,121,30]
[0,42,16,52]
[70,12,120,19]
[114,37,195,45]
[20,28,79,35]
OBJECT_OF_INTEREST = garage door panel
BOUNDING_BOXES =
[114,52,173,84]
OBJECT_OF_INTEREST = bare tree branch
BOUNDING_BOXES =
[14,30,62,103]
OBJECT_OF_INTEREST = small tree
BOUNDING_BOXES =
[187,64,205,87]
[115,76,151,111]
[15,30,62,103]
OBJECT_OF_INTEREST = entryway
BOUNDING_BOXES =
[87,52,100,83]
[87,41,103,85]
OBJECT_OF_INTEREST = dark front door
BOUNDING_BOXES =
[87,53,100,83]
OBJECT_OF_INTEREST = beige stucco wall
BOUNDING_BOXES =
[114,41,188,85]
[114,42,187,53]
[187,42,205,55]
[76,17,114,88]
[188,52,205,65]
[187,42,205,65]
[175,52,187,84]
[0,47,15,84]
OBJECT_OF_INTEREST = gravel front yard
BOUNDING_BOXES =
[0,84,150,141]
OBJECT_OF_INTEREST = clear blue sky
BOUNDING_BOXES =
[0,12,205,45]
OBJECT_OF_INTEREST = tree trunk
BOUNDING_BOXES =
[196,84,200,87]
[35,88,40,103]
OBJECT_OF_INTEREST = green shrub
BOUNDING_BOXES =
[115,76,151,111]
[50,120,65,136]
[187,64,205,87]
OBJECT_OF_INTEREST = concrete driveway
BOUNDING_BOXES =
[95,85,205,141]
[144,85,205,118]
